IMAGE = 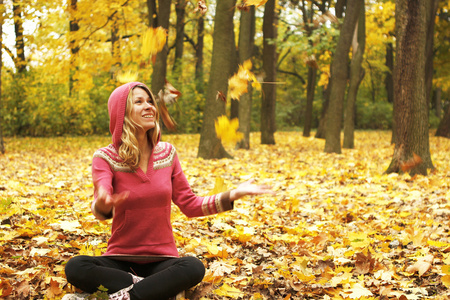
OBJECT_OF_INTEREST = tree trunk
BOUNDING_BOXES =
[316,0,346,140]
[69,0,80,96]
[425,0,439,105]
[146,0,158,27]
[111,12,121,79]
[13,0,26,73]
[229,30,240,121]
[386,0,433,175]
[237,6,256,150]
[315,83,330,139]
[435,87,442,118]
[436,103,450,138]
[261,0,278,145]
[151,0,172,95]
[303,67,317,137]
[301,1,316,138]
[0,0,5,154]
[195,16,205,94]
[343,3,366,149]
[173,0,186,74]
[197,0,236,159]
[385,42,397,144]
[385,42,394,104]
[324,0,363,154]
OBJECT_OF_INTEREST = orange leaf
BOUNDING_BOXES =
[46,279,62,298]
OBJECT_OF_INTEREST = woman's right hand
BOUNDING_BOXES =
[93,186,129,220]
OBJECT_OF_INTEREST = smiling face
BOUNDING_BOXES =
[130,87,157,133]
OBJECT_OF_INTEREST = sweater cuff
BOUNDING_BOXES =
[219,191,234,212]
[201,191,234,216]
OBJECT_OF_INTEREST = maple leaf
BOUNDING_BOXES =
[141,27,167,63]
[228,59,261,101]
[405,254,434,276]
[46,278,62,298]
[214,115,244,146]
[354,251,375,275]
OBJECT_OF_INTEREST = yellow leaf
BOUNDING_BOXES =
[214,283,244,298]
[342,283,373,299]
[141,27,167,59]
[442,275,450,288]
[228,59,260,100]
[243,0,269,7]
[214,115,244,146]
[209,176,228,196]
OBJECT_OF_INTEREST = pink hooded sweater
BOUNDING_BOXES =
[92,82,233,261]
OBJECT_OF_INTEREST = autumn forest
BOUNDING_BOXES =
[0,0,450,299]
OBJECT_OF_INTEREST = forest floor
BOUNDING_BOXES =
[0,131,449,299]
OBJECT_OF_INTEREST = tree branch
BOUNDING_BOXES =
[277,68,306,84]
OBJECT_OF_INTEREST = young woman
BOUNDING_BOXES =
[64,82,274,300]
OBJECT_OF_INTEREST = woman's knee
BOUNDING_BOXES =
[182,256,205,283]
[65,255,92,285]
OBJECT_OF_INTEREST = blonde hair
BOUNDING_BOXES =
[119,85,160,169]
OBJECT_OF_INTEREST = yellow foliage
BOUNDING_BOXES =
[214,115,244,146]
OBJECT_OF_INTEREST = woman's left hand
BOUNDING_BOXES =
[230,179,275,202]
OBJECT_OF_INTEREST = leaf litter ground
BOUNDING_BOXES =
[0,132,449,299]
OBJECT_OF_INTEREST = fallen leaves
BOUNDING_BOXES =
[0,132,450,299]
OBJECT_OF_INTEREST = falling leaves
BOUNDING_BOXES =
[116,70,138,84]
[141,26,167,63]
[214,115,244,146]
[1,132,450,299]
[228,59,261,101]
[194,0,207,14]
[157,79,182,105]
[241,0,269,8]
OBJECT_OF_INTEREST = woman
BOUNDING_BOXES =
[64,82,274,300]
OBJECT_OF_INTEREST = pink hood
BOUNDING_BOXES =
[108,82,153,149]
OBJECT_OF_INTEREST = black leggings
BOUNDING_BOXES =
[65,255,205,300]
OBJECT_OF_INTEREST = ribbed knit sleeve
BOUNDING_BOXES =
[171,154,233,218]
